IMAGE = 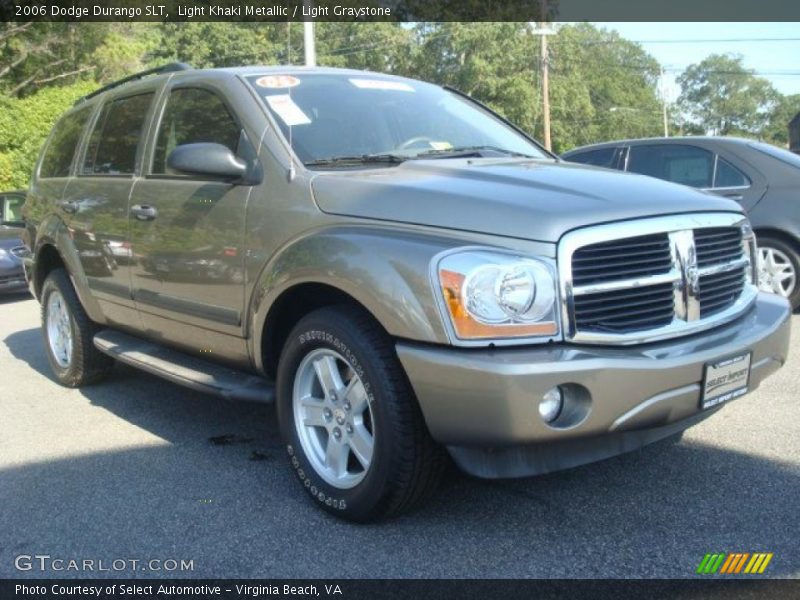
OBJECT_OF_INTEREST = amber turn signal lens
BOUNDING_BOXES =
[439,269,557,339]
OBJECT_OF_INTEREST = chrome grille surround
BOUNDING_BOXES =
[558,213,758,345]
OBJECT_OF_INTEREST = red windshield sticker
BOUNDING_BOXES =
[255,75,301,89]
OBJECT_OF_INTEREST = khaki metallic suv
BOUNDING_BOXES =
[22,64,792,521]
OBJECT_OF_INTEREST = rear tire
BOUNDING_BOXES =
[41,268,114,387]
[756,235,800,310]
[276,305,446,522]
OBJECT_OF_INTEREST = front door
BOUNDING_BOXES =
[129,85,251,348]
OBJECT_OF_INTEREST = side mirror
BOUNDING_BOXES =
[166,143,248,181]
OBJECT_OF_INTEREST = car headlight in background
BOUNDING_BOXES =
[0,248,7,259]
[436,249,559,341]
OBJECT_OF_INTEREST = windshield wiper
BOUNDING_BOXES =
[304,153,407,167]
[414,145,538,159]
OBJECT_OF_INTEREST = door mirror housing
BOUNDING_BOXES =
[167,143,249,181]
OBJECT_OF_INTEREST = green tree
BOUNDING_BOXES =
[410,23,541,139]
[0,79,96,189]
[677,54,778,137]
[152,23,286,68]
[762,93,800,147]
[548,23,663,152]
[316,23,413,74]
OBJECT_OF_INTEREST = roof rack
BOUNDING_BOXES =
[76,62,192,105]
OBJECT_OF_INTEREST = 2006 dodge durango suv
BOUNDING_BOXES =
[22,64,792,521]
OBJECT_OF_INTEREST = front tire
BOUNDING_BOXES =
[276,305,445,521]
[41,268,114,387]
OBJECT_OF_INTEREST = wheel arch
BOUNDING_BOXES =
[259,281,382,378]
[31,215,106,324]
[247,227,455,376]
[753,227,800,257]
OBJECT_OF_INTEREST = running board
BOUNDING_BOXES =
[93,329,274,404]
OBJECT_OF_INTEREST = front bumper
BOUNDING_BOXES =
[397,293,791,478]
[0,263,27,293]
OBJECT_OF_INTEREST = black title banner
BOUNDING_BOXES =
[4,579,800,600]
[2,0,800,22]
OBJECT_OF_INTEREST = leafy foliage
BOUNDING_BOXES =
[677,54,779,137]
[0,80,95,189]
[0,23,797,191]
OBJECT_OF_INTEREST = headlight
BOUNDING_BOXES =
[435,249,559,341]
[0,248,7,259]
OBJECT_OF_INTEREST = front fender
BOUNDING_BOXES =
[32,214,106,325]
[247,226,462,371]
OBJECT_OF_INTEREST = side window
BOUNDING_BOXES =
[2,194,26,222]
[151,88,241,174]
[39,107,92,178]
[82,93,154,176]
[566,147,619,169]
[627,144,714,188]
[714,157,750,188]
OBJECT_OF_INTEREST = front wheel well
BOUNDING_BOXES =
[33,244,66,299]
[260,283,383,378]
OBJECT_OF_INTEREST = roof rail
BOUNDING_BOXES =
[76,62,192,105]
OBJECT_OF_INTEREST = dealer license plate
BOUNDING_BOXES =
[701,352,752,410]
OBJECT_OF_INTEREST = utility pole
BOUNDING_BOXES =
[540,28,551,151]
[660,67,669,137]
[303,2,316,67]
[530,3,554,151]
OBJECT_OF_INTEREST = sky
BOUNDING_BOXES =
[597,22,800,100]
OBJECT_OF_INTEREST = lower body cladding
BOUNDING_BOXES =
[396,293,792,479]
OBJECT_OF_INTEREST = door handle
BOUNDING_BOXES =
[58,200,78,214]
[131,204,158,221]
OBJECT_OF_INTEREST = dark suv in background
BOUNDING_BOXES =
[564,137,800,309]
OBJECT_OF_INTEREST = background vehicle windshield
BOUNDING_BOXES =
[246,73,548,165]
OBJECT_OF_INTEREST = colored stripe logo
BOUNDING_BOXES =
[697,552,773,574]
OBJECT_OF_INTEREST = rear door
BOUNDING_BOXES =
[128,81,254,343]
[707,151,767,211]
[63,86,159,325]
[625,142,765,211]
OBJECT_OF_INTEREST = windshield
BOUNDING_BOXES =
[749,141,800,170]
[246,73,548,166]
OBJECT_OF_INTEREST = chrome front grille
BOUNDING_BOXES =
[695,228,744,267]
[699,266,747,318]
[559,214,758,344]
[572,233,672,285]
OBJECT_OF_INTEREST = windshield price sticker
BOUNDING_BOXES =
[265,94,311,126]
[349,79,415,92]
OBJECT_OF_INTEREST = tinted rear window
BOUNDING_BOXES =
[565,147,618,168]
[627,144,714,188]
[39,107,92,178]
[82,93,154,176]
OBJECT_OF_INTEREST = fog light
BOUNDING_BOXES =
[539,387,563,423]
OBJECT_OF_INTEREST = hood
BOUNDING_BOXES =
[0,226,24,249]
[310,159,742,243]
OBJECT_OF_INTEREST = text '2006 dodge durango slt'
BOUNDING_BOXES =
[21,64,791,521]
